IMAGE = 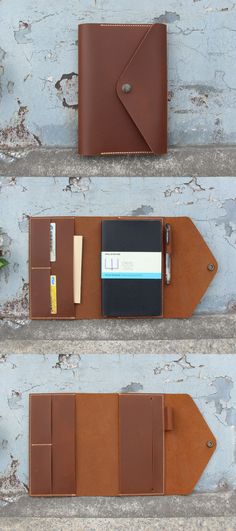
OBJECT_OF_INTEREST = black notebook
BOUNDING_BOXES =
[101,220,163,317]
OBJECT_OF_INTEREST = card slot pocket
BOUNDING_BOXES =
[30,218,50,268]
[30,268,51,318]
[30,445,52,495]
[30,394,51,444]
[51,394,76,495]
[50,218,75,318]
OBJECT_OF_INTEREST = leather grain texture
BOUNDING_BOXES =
[78,23,167,155]
[76,394,119,495]
[29,216,217,319]
[164,217,218,318]
[119,394,164,495]
[29,393,216,497]
[29,394,76,496]
[165,394,216,494]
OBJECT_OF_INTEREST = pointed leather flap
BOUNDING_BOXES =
[165,394,216,494]
[164,217,218,318]
[116,24,167,154]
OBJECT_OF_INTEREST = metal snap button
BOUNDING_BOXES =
[207,263,215,272]
[206,440,214,448]
[122,83,132,94]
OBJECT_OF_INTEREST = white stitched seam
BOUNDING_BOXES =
[101,151,151,155]
[100,24,152,27]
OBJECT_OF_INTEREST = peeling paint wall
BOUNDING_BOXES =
[0,176,235,318]
[0,353,235,502]
[0,1,236,147]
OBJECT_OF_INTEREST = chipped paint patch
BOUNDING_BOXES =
[0,455,26,503]
[63,176,90,195]
[154,11,180,23]
[7,391,23,410]
[206,376,233,415]
[120,382,144,393]
[55,72,78,110]
[14,21,32,44]
[0,101,41,148]
[53,354,81,371]
[0,282,29,318]
[131,205,154,216]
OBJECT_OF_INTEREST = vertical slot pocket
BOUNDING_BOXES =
[30,394,52,495]
[119,394,164,495]
[30,268,51,318]
[50,218,75,318]
[30,218,50,268]
[51,394,76,495]
[30,218,51,318]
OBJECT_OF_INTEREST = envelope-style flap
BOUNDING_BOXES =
[165,394,216,494]
[116,24,167,154]
[163,217,218,318]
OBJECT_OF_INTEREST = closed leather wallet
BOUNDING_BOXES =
[29,393,216,496]
[78,23,167,155]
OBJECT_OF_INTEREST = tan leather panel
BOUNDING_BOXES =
[165,394,216,494]
[119,394,164,495]
[30,394,51,444]
[30,218,50,268]
[117,25,167,153]
[50,218,75,318]
[51,394,76,495]
[30,445,52,495]
[76,394,119,495]
[163,217,218,318]
[30,268,51,318]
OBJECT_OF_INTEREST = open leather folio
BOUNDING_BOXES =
[78,23,167,155]
[29,393,216,496]
[29,216,218,320]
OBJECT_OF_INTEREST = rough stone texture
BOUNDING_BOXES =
[0,1,236,148]
[0,352,236,498]
[1,492,236,518]
[0,516,236,531]
[1,146,236,177]
[0,176,235,318]
[0,314,236,341]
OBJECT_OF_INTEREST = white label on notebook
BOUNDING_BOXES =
[50,222,56,262]
[101,252,162,279]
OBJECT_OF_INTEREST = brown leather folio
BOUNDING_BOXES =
[78,23,167,155]
[29,216,218,320]
[29,393,216,496]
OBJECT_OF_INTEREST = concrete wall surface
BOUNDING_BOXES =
[0,0,236,147]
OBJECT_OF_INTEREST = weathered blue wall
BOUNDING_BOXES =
[0,0,236,147]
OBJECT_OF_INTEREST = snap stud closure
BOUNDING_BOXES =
[207,263,215,272]
[122,83,132,94]
[206,440,214,448]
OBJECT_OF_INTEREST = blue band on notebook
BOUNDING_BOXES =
[101,272,162,279]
